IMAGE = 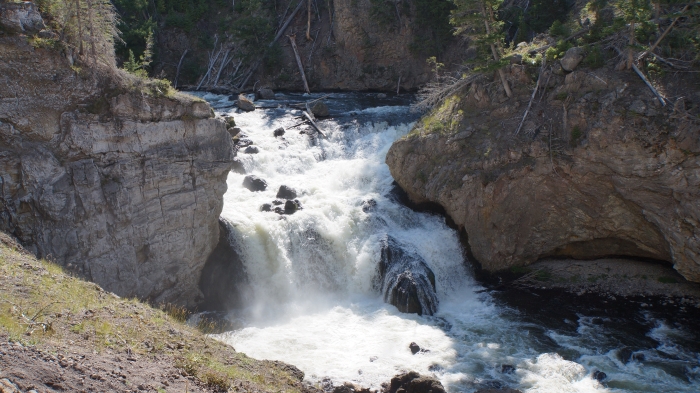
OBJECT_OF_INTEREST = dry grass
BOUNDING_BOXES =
[0,232,308,393]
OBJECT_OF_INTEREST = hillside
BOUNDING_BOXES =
[0,231,315,393]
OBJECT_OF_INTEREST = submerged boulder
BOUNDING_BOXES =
[276,185,298,200]
[311,101,330,117]
[375,236,438,316]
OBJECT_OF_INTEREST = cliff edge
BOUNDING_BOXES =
[0,10,234,306]
[387,59,700,282]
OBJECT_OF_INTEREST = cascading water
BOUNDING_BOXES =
[192,92,700,393]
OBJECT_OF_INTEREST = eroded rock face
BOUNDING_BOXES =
[0,36,234,306]
[386,65,700,282]
[0,2,45,34]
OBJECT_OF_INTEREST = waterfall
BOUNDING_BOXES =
[191,91,700,393]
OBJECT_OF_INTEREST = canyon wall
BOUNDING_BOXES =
[386,62,700,282]
[0,32,234,306]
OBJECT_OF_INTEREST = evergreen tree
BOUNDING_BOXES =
[450,0,512,97]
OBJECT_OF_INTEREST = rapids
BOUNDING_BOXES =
[192,91,700,393]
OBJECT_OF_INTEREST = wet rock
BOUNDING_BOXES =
[260,204,272,212]
[235,138,253,147]
[272,199,285,206]
[274,207,285,214]
[593,370,607,382]
[362,199,377,213]
[560,47,585,72]
[223,116,236,129]
[617,347,633,363]
[244,146,260,154]
[284,199,302,215]
[311,102,330,117]
[500,364,516,374]
[228,127,242,138]
[276,185,298,200]
[199,219,250,310]
[375,236,438,316]
[231,158,246,175]
[274,127,286,137]
[256,88,275,100]
[386,372,446,393]
[377,93,387,99]
[242,176,267,192]
[409,342,421,355]
[236,95,256,112]
[428,364,443,372]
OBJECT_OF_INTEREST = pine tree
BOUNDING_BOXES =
[450,0,512,97]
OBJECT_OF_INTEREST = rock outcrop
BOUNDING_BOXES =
[384,372,445,393]
[386,64,700,282]
[375,235,438,315]
[0,34,234,306]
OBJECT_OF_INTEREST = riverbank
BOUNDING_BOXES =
[0,231,315,393]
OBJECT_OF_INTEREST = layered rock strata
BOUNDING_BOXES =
[387,64,700,282]
[0,35,234,305]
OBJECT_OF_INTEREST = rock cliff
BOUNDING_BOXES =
[0,34,234,305]
[386,62,700,282]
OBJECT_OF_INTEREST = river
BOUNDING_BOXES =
[192,91,700,393]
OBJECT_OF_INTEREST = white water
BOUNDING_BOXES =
[194,92,700,393]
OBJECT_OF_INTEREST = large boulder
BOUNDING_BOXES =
[242,175,267,192]
[256,88,275,100]
[375,236,438,316]
[0,2,45,34]
[236,95,256,112]
[560,47,585,72]
[385,372,445,393]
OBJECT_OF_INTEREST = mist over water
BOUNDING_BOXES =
[194,92,700,393]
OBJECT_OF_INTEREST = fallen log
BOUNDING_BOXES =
[303,110,326,138]
[613,46,666,106]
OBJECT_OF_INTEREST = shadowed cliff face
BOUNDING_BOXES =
[386,64,700,282]
[0,36,234,306]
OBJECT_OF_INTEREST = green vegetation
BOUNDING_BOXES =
[571,126,583,146]
[410,0,455,57]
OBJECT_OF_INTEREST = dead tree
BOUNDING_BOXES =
[289,34,311,93]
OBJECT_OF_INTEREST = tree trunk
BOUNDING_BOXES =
[75,0,84,57]
[85,0,97,65]
[289,35,311,93]
[174,49,189,89]
[306,0,312,41]
[481,2,512,97]
[627,21,635,70]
